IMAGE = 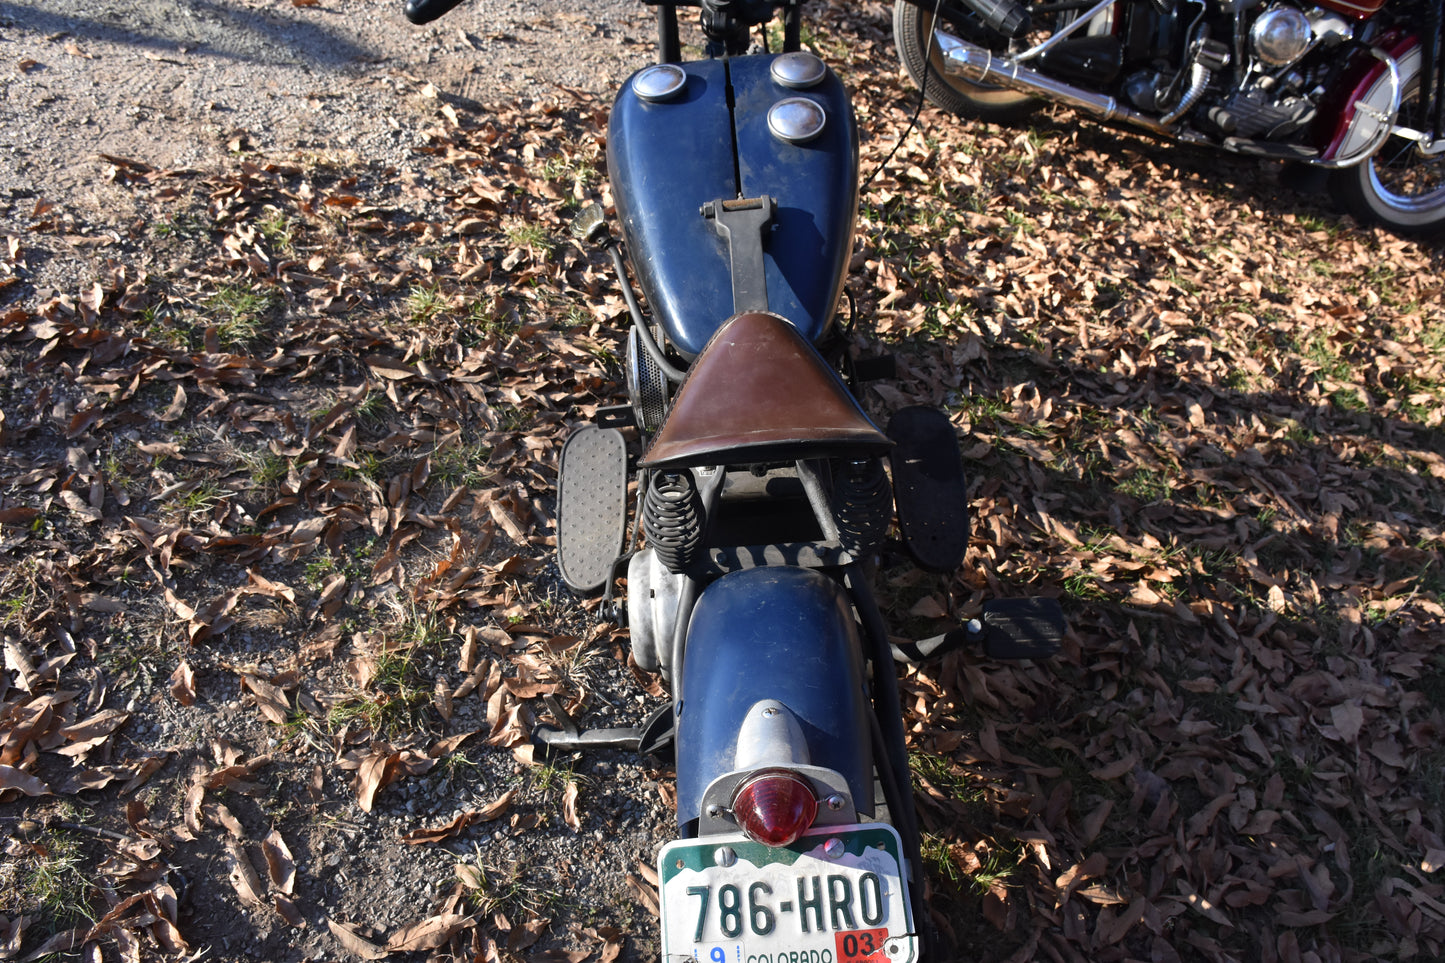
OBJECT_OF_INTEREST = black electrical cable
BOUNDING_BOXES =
[859,0,948,194]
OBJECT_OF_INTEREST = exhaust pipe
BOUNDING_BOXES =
[936,31,1176,137]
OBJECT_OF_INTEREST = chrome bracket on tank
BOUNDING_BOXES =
[701,195,775,315]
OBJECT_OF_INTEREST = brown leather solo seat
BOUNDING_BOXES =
[640,311,893,469]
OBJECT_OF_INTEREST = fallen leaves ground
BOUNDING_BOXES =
[1,3,1443,962]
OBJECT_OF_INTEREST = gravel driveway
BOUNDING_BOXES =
[2,0,652,202]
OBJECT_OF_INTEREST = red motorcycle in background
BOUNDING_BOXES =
[893,0,1445,235]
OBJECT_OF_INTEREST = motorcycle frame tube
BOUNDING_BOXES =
[1012,0,1120,62]
[845,563,929,944]
[672,566,875,838]
[1412,0,1445,146]
[657,3,681,64]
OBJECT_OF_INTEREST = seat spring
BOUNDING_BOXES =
[643,471,704,573]
[833,457,892,558]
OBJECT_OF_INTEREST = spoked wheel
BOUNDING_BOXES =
[1330,78,1445,236]
[891,0,1038,120]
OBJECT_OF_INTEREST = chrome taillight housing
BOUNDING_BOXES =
[731,770,818,847]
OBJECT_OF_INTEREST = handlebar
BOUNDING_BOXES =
[404,0,467,25]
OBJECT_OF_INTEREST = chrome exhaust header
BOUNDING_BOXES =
[937,31,1179,138]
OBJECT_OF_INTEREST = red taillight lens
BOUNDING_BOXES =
[732,771,818,847]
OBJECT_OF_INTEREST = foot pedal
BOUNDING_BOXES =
[887,406,969,572]
[534,694,640,757]
[981,597,1064,660]
[532,698,673,762]
[557,426,628,594]
[891,597,1064,663]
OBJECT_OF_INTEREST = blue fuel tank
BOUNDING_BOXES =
[607,54,859,360]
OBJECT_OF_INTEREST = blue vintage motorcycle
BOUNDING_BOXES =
[406,0,1064,956]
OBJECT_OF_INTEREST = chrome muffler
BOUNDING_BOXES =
[936,31,1178,138]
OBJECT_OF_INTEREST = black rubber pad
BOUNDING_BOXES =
[557,426,628,593]
[887,405,970,573]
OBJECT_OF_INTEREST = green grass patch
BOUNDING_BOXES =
[429,441,492,490]
[207,283,279,346]
[326,602,448,736]
[1116,468,1172,503]
[406,283,449,325]
[0,830,97,935]
[505,223,554,257]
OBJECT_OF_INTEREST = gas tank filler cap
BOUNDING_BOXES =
[770,51,827,89]
[767,97,827,144]
[632,64,687,102]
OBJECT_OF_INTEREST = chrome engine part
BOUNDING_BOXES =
[1250,5,1313,67]
[627,547,686,675]
[1201,4,1355,142]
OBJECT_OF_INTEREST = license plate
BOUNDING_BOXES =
[657,824,917,963]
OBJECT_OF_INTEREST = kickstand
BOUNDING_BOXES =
[542,694,581,738]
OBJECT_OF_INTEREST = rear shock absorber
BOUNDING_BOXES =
[832,457,892,560]
[643,470,705,573]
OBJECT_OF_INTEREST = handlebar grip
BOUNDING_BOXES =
[405,0,467,25]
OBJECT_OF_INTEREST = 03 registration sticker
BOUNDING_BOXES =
[658,825,917,963]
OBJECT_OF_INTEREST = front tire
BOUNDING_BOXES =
[1329,76,1445,236]
[892,0,1037,120]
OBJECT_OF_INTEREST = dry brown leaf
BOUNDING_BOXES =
[456,864,485,889]
[1088,754,1137,781]
[262,828,296,894]
[0,915,26,959]
[55,709,129,757]
[223,840,266,909]
[626,873,659,918]
[387,911,469,952]
[274,894,305,928]
[506,916,549,952]
[327,918,389,960]
[207,802,247,839]
[168,661,196,707]
[3,640,39,693]
[180,782,205,838]
[562,780,581,832]
[19,927,85,959]
[429,729,480,757]
[158,385,186,422]
[1055,852,1107,905]
[0,765,49,798]
[400,790,514,844]
[354,750,393,812]
[241,674,290,725]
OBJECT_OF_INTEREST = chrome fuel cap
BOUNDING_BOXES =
[632,64,686,102]
[767,97,826,144]
[770,51,826,89]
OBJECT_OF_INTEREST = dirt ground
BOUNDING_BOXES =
[3,2,683,959]
[1,0,651,212]
[2,1,1444,963]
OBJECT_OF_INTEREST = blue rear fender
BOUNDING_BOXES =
[673,566,873,834]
